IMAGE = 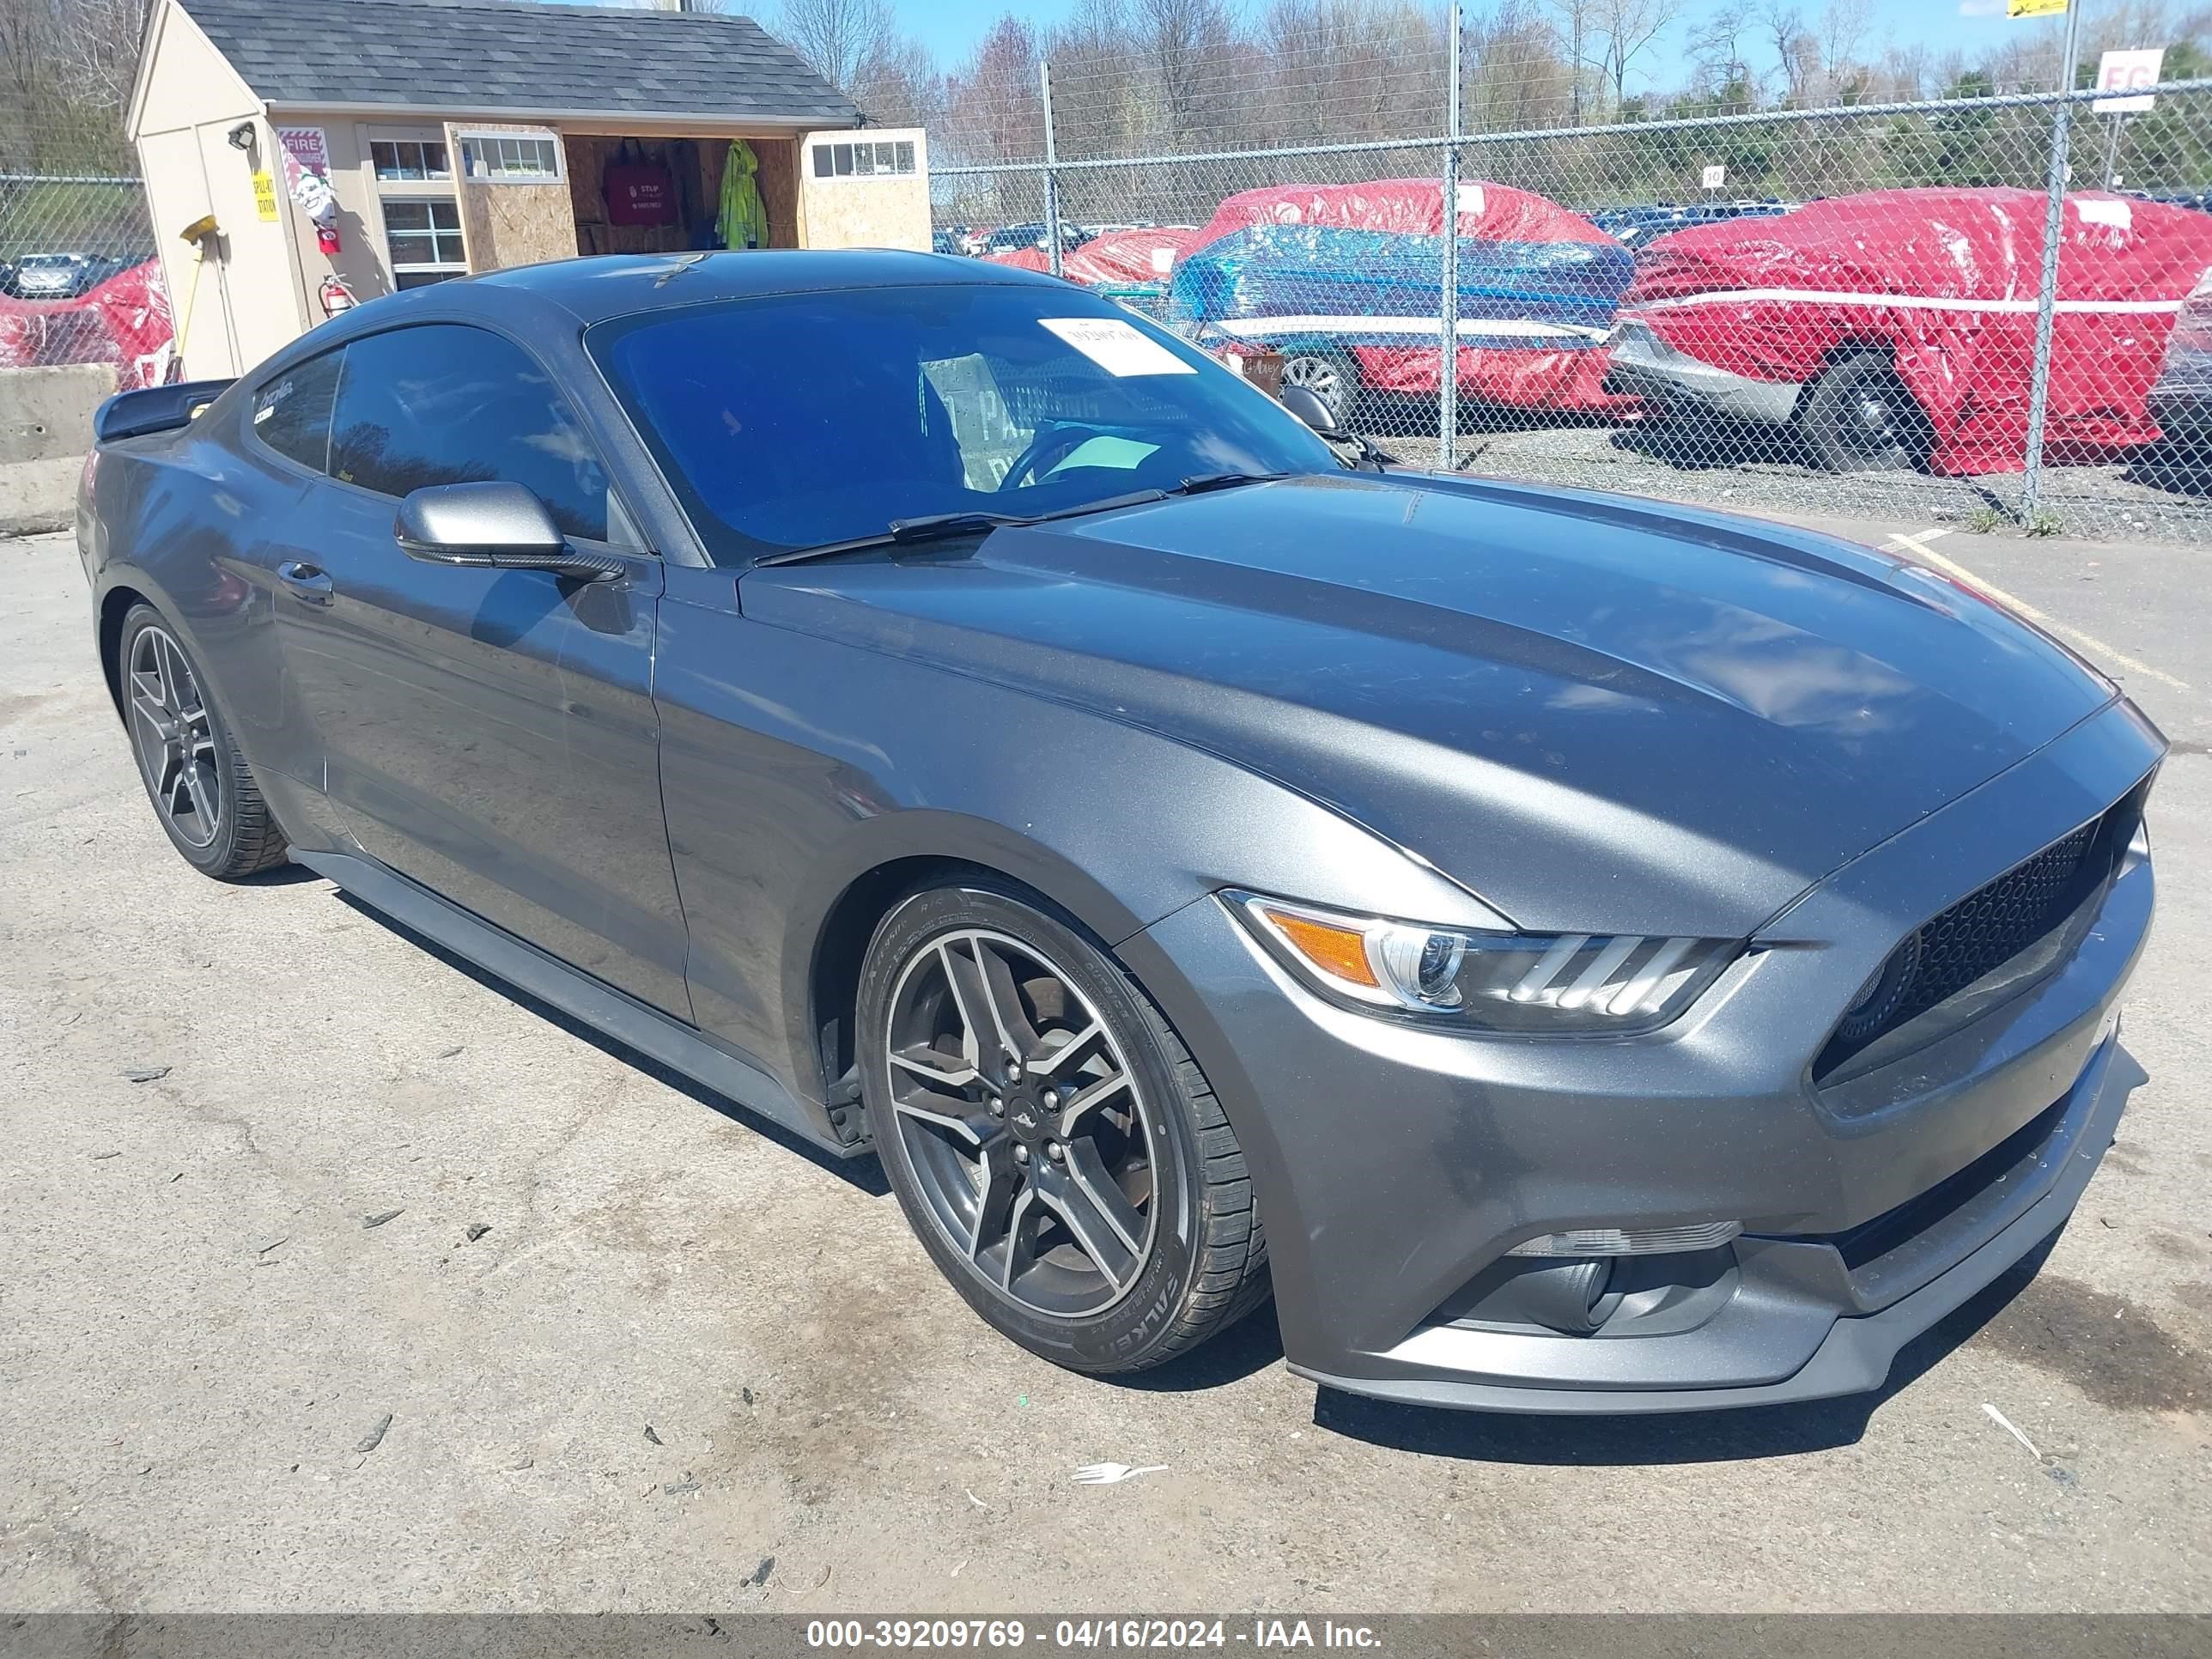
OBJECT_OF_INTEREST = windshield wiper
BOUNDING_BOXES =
[1175,471,1285,495]
[889,510,1034,543]
[754,489,1172,568]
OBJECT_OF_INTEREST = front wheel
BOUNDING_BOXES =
[858,880,1270,1372]
[1796,352,1932,473]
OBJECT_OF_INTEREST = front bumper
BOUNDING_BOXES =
[1123,698,2160,1413]
[1603,318,1803,427]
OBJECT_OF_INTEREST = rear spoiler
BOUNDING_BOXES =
[92,378,234,445]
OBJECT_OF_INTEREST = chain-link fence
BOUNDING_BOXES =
[933,44,2212,544]
[3,101,164,387]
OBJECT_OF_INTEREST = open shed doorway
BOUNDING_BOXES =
[563,133,800,257]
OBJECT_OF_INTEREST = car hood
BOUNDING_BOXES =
[740,473,2115,937]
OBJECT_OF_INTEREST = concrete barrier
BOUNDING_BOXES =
[2,363,114,537]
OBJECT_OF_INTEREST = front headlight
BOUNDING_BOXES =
[1227,891,1739,1035]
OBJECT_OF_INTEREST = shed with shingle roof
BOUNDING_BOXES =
[125,0,918,379]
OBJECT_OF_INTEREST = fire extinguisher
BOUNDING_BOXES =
[319,276,356,317]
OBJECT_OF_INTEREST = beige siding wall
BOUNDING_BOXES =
[284,119,397,313]
[132,0,303,379]
[131,1,255,137]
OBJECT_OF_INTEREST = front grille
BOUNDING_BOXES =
[1898,822,2097,1024]
[1820,793,2136,1073]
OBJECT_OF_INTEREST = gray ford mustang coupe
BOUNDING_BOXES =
[78,251,2159,1413]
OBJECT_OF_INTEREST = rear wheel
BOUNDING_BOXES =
[859,879,1269,1372]
[1796,352,1932,472]
[118,604,288,880]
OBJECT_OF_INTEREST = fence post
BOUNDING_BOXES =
[1040,60,1065,281]
[2021,3,2085,524]
[1437,5,1463,470]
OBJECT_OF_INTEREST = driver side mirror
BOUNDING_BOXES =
[393,482,620,580]
[1279,383,1346,440]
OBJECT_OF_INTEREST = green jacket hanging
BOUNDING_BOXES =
[718,140,768,251]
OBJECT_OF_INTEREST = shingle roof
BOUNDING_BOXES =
[176,0,862,125]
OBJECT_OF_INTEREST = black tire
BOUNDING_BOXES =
[859,878,1270,1373]
[1796,351,1933,473]
[117,603,289,880]
[1279,349,1358,428]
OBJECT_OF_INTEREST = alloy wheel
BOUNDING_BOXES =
[126,623,222,850]
[1846,388,1906,464]
[1281,353,1347,419]
[883,927,1159,1318]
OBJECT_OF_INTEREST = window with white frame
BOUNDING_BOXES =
[458,131,565,185]
[383,198,467,289]
[369,139,451,181]
[810,138,916,179]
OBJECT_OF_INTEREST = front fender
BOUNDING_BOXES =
[653,573,1495,1118]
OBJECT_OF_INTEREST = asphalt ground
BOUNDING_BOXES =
[1,514,2207,1614]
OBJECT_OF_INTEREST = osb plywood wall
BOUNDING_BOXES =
[444,123,580,273]
[796,130,931,252]
[565,134,800,258]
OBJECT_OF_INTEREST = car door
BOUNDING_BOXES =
[261,320,692,1019]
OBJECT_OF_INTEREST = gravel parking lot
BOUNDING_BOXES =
[2,514,2208,1614]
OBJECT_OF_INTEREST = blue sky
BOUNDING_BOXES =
[883,0,2055,82]
[564,0,2078,90]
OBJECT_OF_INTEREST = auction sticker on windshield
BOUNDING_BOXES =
[1040,317,1195,376]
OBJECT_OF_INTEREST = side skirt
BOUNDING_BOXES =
[293,847,866,1158]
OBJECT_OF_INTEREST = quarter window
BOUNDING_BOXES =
[459,131,564,185]
[250,346,343,473]
[327,323,627,544]
[810,139,915,179]
[383,199,466,289]
[369,140,450,181]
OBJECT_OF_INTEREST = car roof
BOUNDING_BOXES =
[240,249,1086,388]
[467,249,1070,325]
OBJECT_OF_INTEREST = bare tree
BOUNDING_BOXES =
[1595,0,1681,112]
[764,0,897,97]
[1873,39,1933,101]
[1755,0,1814,104]
[940,14,1044,169]
[1688,2,1756,99]
[850,33,945,128]
[1541,0,1604,119]
[1465,0,1574,131]
[1814,0,1869,100]
[1130,0,1245,149]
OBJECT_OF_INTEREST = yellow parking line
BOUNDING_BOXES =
[1887,528,2192,696]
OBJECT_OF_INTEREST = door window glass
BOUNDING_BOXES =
[328,323,624,544]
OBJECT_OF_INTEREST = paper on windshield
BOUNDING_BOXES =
[1039,317,1195,376]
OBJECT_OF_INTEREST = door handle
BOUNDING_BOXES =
[277,561,335,605]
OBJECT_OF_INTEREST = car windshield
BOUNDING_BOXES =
[587,282,1342,561]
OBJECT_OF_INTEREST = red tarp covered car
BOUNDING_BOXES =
[1606,187,2212,474]
[1179,178,1633,417]
[0,258,173,390]
[985,228,1203,288]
